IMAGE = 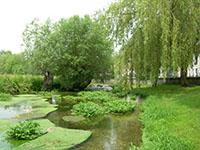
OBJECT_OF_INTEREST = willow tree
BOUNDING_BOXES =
[136,0,200,86]
[101,0,200,87]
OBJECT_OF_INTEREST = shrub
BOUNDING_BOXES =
[0,75,44,94]
[111,85,129,98]
[6,120,43,140]
[0,93,12,101]
[104,100,136,113]
[0,75,63,94]
[72,102,105,117]
[78,91,113,103]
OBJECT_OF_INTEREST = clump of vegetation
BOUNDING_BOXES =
[104,100,136,113]
[72,102,105,118]
[0,93,12,101]
[111,85,129,98]
[6,120,43,140]
[78,91,113,103]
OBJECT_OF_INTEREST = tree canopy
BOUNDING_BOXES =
[101,0,200,87]
[22,15,113,90]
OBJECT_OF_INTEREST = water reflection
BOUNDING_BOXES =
[48,109,142,150]
[0,103,32,119]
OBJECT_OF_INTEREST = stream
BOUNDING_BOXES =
[47,97,142,150]
[0,94,142,150]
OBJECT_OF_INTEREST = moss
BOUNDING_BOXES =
[15,119,91,150]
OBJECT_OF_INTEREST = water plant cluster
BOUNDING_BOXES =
[70,91,136,118]
[6,120,43,140]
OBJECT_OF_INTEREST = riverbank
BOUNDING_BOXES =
[134,85,200,150]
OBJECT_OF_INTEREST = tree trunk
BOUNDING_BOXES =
[43,71,53,90]
[180,68,187,87]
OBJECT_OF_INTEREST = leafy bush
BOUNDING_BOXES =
[78,91,113,103]
[104,100,136,113]
[0,75,63,94]
[6,121,43,140]
[72,102,105,117]
[0,93,12,101]
[111,85,129,98]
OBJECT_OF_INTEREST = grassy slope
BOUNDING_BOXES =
[137,85,200,150]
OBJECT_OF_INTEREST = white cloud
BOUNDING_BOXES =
[0,0,115,53]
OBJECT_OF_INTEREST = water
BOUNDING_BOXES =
[47,104,142,150]
[0,101,31,150]
[0,132,27,150]
[0,102,32,119]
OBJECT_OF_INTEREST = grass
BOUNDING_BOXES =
[134,85,200,150]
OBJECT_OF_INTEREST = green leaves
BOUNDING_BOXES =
[22,15,113,91]
[0,93,12,101]
[104,100,136,113]
[72,102,105,118]
[6,120,43,140]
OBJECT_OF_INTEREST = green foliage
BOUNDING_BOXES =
[6,120,43,140]
[101,0,200,87]
[22,15,113,91]
[0,75,43,94]
[0,75,62,94]
[130,143,140,150]
[111,85,129,98]
[0,93,12,101]
[0,50,39,75]
[78,91,113,103]
[104,100,136,113]
[72,102,105,118]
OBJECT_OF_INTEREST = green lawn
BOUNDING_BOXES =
[136,85,200,150]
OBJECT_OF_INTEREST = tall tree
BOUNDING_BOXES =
[54,15,113,90]
[22,16,113,91]
[22,18,57,89]
[101,0,200,87]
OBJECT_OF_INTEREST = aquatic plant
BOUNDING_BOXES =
[78,91,113,103]
[72,102,105,117]
[104,100,136,113]
[6,120,43,140]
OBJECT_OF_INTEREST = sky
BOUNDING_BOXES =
[0,0,115,54]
